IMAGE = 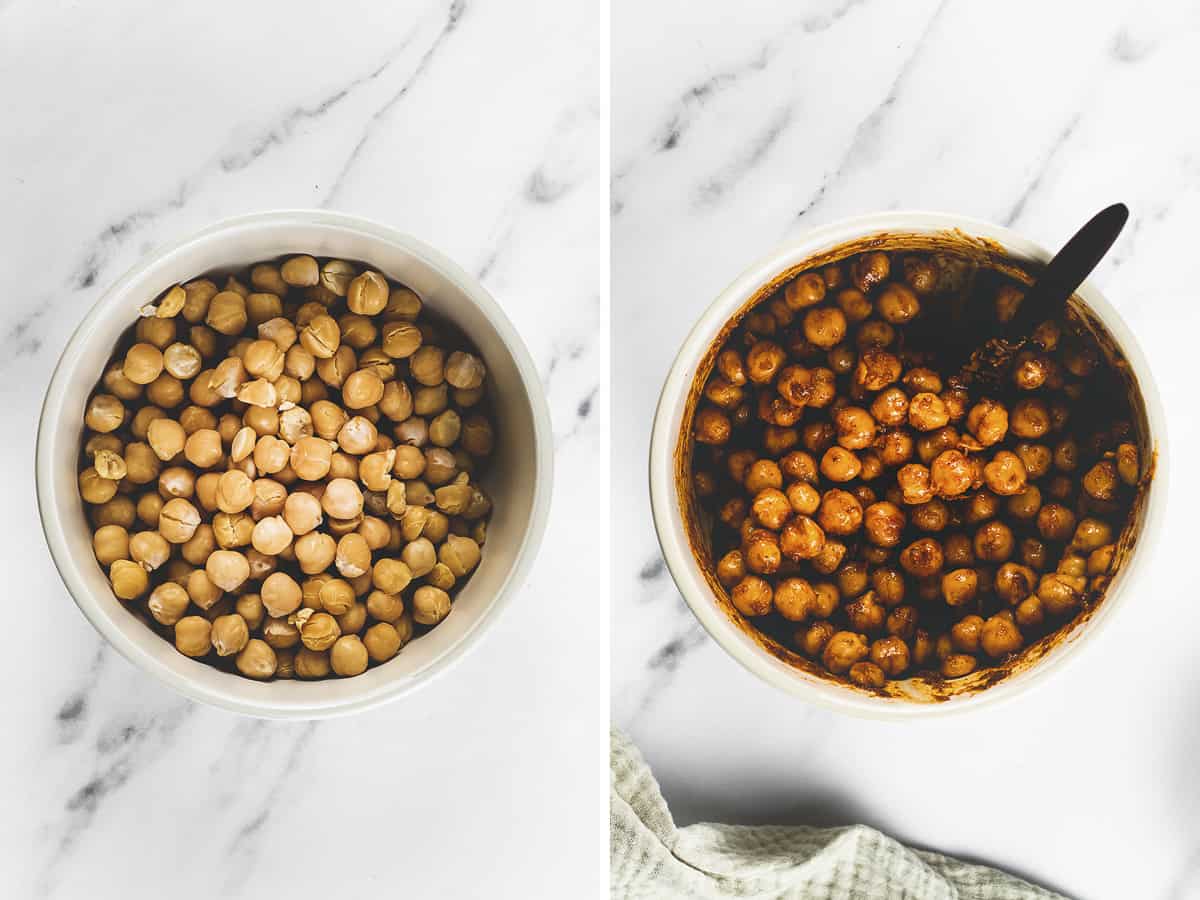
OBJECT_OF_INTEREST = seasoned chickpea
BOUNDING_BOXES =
[966,399,1008,447]
[896,464,933,505]
[802,307,847,350]
[870,637,910,676]
[822,631,869,674]
[863,501,905,547]
[779,516,825,560]
[731,575,773,616]
[908,393,949,432]
[716,549,745,586]
[974,520,1014,562]
[941,568,978,607]
[773,577,816,621]
[850,252,890,292]
[817,489,862,536]
[820,447,861,483]
[930,449,972,498]
[784,272,826,309]
[855,350,902,391]
[1010,398,1050,439]
[1083,460,1119,501]
[799,621,836,657]
[876,283,920,324]
[983,451,1027,496]
[1036,503,1076,542]
[900,538,943,578]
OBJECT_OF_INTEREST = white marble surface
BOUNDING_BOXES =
[612,2,1200,898]
[1,1,605,897]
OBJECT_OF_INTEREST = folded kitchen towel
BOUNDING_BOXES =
[610,728,1063,900]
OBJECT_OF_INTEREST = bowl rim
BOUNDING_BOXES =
[648,209,1169,719]
[36,208,554,719]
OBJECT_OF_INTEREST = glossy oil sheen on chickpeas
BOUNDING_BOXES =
[690,247,1143,691]
[78,257,496,681]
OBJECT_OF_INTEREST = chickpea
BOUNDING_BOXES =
[1083,460,1119,501]
[876,283,920,324]
[1036,504,1076,542]
[941,653,977,678]
[854,349,902,391]
[817,489,862,536]
[779,516,825,560]
[742,529,781,575]
[983,451,1027,496]
[1072,518,1113,553]
[870,637,910,676]
[941,568,978,607]
[799,621,836,657]
[822,631,869,674]
[929,449,972,498]
[849,661,887,689]
[900,538,943,578]
[294,531,337,575]
[784,272,826,309]
[832,407,876,451]
[850,252,890,292]
[820,447,861,483]
[877,431,914,468]
[1116,443,1139,486]
[907,392,949,432]
[715,549,746,586]
[974,520,1014,563]
[772,578,816,621]
[845,592,884,632]
[730,575,773,617]
[1038,572,1083,616]
[863,502,905,547]
[897,464,933,505]
[175,616,213,657]
[1010,398,1050,439]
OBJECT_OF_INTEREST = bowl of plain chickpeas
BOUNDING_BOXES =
[650,211,1166,716]
[37,210,552,718]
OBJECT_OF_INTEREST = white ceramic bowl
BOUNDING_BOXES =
[650,211,1167,718]
[37,210,553,719]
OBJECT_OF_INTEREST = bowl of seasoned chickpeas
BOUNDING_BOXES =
[37,210,552,718]
[650,211,1165,716]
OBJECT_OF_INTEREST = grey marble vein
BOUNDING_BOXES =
[695,106,794,206]
[37,701,196,898]
[794,0,949,222]
[220,722,318,892]
[1002,111,1083,227]
[323,0,468,205]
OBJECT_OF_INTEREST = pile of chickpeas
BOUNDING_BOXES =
[692,249,1141,690]
[79,255,494,680]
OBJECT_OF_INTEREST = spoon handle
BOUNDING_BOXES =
[1007,202,1129,338]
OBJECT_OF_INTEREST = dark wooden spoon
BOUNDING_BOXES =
[949,203,1129,389]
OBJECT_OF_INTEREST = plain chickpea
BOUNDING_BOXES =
[175,616,212,657]
[158,497,201,543]
[294,531,337,575]
[411,585,451,626]
[291,436,333,481]
[205,550,249,592]
[79,468,118,504]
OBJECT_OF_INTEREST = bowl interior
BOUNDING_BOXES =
[661,221,1163,713]
[38,212,549,717]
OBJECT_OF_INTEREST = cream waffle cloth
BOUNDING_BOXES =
[610,729,1063,899]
